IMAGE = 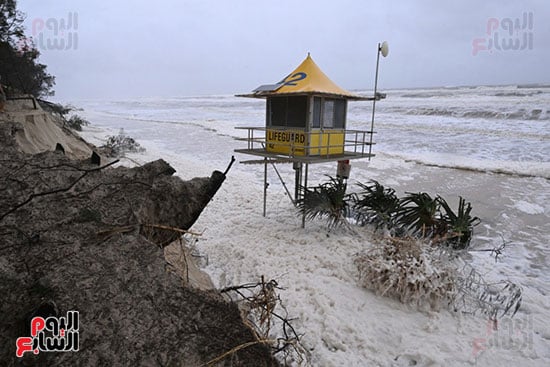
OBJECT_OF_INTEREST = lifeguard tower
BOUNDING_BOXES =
[235,48,387,225]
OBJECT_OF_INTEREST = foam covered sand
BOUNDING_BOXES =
[77,109,550,366]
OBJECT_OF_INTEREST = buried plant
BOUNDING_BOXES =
[101,128,146,157]
[355,237,457,310]
[393,193,480,249]
[297,176,351,229]
[355,237,522,318]
[297,178,519,318]
[388,192,479,249]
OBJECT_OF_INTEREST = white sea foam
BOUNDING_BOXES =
[514,200,545,215]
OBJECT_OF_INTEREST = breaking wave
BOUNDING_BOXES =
[401,91,543,98]
[494,91,543,97]
[380,152,550,179]
[389,107,549,121]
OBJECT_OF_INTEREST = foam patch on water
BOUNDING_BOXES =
[514,200,545,215]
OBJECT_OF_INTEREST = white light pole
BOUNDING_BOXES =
[368,41,389,160]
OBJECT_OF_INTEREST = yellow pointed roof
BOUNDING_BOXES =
[238,54,370,100]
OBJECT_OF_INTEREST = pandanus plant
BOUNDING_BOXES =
[299,177,480,249]
[396,193,480,249]
[352,180,400,230]
[438,196,480,249]
[396,192,445,238]
[297,176,351,229]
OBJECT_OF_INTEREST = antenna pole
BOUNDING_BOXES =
[368,43,382,160]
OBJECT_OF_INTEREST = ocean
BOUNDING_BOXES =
[369,85,549,177]
[76,84,550,366]
[78,84,550,178]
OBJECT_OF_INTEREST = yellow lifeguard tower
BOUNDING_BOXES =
[235,50,387,224]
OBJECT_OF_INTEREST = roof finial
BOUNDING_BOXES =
[307,52,310,58]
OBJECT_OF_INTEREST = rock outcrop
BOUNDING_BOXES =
[0,103,277,366]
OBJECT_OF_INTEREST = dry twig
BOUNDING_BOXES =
[141,223,203,237]
[220,276,309,365]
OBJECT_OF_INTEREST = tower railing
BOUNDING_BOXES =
[235,126,375,161]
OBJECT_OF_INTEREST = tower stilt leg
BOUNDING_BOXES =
[293,162,302,204]
[302,163,309,228]
[263,158,267,217]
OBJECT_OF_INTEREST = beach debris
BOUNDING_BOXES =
[220,276,310,366]
[452,259,522,320]
[355,237,457,311]
[101,128,145,157]
[54,142,65,154]
[355,236,522,319]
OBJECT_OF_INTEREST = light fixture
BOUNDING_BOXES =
[380,41,389,57]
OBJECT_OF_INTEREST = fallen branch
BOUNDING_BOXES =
[223,155,236,176]
[468,236,509,262]
[451,260,522,319]
[202,339,275,367]
[221,276,308,364]
[140,223,203,237]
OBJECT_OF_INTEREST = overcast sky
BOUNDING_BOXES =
[16,0,550,100]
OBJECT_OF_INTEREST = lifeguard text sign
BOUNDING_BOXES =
[266,129,306,155]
